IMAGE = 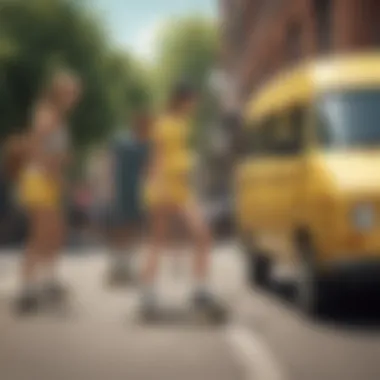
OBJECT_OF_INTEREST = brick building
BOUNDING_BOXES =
[203,0,380,222]
[220,0,380,111]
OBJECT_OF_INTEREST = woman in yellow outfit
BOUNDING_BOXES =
[15,71,81,313]
[141,84,223,317]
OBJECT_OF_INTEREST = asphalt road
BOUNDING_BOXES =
[0,244,380,380]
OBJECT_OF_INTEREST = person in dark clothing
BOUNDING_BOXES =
[104,112,151,285]
[0,164,11,245]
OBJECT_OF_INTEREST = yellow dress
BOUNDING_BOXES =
[18,125,68,210]
[145,114,194,208]
[18,166,61,210]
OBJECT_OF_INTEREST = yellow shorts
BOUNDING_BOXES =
[18,168,61,210]
[144,179,192,209]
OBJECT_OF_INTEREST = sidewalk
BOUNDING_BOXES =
[0,250,245,380]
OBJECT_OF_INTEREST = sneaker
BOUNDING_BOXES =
[193,289,213,306]
[44,282,68,304]
[14,292,39,315]
[139,291,158,319]
[192,291,228,322]
[106,266,134,287]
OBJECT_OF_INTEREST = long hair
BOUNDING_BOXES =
[44,69,80,105]
[2,133,30,182]
[168,82,196,112]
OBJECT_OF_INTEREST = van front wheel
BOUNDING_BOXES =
[297,241,326,317]
[249,253,272,288]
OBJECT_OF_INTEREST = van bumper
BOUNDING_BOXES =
[321,256,380,281]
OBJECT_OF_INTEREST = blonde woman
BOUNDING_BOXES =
[16,71,81,313]
[141,84,224,319]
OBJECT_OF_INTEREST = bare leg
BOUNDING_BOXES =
[142,208,168,285]
[181,201,212,284]
[21,209,50,285]
[106,226,135,284]
[140,206,170,310]
[179,200,224,314]
[43,208,65,285]
[108,227,128,262]
[169,215,187,279]
[17,208,49,312]
[121,225,139,275]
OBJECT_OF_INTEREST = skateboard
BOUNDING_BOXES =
[14,294,40,316]
[37,284,74,316]
[138,300,230,326]
[105,268,136,288]
[14,286,71,316]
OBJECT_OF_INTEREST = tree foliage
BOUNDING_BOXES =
[154,16,218,101]
[0,1,217,157]
[0,0,151,150]
[152,15,219,145]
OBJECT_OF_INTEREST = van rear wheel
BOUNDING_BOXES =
[297,240,327,318]
[238,231,272,288]
[249,253,272,288]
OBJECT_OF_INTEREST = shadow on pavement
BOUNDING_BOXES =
[265,279,380,332]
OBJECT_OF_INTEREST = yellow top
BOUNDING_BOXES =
[153,113,193,179]
[245,52,380,122]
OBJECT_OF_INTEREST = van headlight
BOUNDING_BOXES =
[352,203,375,230]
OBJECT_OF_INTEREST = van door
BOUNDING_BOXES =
[265,107,306,264]
[235,126,260,242]
[245,116,281,254]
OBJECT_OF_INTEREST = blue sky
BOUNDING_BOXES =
[92,0,216,59]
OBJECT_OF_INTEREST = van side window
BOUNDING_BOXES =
[286,106,305,154]
[261,116,277,155]
[240,120,263,157]
[238,121,251,157]
[261,108,304,156]
[249,123,264,156]
[261,115,290,155]
[315,105,333,147]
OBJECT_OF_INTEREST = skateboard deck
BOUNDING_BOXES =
[14,291,72,318]
[137,301,230,326]
[105,269,136,288]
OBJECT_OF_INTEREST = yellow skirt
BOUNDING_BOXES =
[18,167,61,210]
[144,178,192,209]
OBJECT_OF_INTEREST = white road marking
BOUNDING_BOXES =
[226,324,285,380]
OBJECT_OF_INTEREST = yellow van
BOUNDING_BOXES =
[236,53,380,316]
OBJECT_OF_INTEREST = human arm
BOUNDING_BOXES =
[30,104,62,178]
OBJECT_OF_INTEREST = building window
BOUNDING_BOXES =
[314,0,332,53]
[368,0,380,46]
[287,23,302,64]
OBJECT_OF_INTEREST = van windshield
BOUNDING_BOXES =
[317,89,380,148]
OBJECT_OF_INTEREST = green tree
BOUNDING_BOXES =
[105,52,152,126]
[0,0,151,153]
[154,16,218,101]
[152,15,219,146]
